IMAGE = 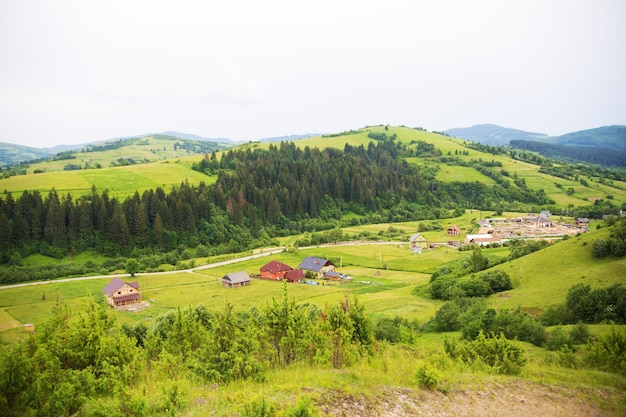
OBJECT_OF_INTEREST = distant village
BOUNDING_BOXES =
[103,212,593,309]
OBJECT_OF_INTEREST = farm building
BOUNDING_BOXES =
[408,233,429,249]
[222,271,252,288]
[260,261,293,280]
[103,278,141,308]
[298,256,336,279]
[284,269,305,283]
[446,225,461,236]
[325,271,341,281]
[464,234,501,246]
[576,218,590,226]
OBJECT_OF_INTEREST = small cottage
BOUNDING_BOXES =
[284,269,305,283]
[446,225,461,236]
[298,256,336,279]
[260,261,293,280]
[576,218,590,226]
[408,233,429,249]
[222,271,252,288]
[103,278,141,308]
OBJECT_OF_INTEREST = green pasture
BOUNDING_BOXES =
[488,227,626,312]
[0,158,216,199]
[24,136,214,174]
[432,165,497,183]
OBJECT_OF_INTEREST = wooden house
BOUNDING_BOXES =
[408,233,429,249]
[222,271,251,288]
[576,218,590,226]
[103,278,141,308]
[260,261,293,280]
[298,256,336,279]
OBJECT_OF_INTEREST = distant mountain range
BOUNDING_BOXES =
[444,124,549,146]
[444,124,626,167]
[1,125,624,168]
[0,131,319,167]
[444,124,626,151]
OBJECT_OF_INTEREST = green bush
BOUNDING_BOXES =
[445,331,526,375]
[416,362,440,389]
[585,327,626,376]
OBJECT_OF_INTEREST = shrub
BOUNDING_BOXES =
[446,331,526,375]
[568,321,590,345]
[585,327,626,376]
[546,326,569,351]
[416,362,440,389]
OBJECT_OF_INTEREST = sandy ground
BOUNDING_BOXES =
[317,381,622,417]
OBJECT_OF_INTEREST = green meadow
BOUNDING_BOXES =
[0,157,216,198]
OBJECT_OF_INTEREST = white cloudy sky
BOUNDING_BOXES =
[1,0,625,148]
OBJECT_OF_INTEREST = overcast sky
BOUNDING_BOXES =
[1,0,625,148]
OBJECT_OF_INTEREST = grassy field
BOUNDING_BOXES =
[0,157,216,198]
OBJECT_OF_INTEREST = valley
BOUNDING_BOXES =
[0,125,625,416]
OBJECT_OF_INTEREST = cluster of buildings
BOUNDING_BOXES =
[222,256,341,288]
[102,256,342,308]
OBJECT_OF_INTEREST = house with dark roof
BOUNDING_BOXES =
[103,278,141,308]
[260,261,293,280]
[324,271,341,281]
[298,256,336,279]
[222,271,252,288]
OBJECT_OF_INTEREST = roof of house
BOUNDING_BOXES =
[465,234,494,240]
[298,256,334,272]
[103,278,139,296]
[325,271,340,278]
[222,271,251,284]
[447,225,460,231]
[284,269,305,281]
[409,233,428,242]
[260,261,293,274]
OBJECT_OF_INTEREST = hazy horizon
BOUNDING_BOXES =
[1,0,625,148]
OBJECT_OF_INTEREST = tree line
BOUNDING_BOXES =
[0,140,559,272]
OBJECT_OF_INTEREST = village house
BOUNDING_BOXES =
[103,277,141,308]
[576,218,590,226]
[259,260,293,280]
[446,225,461,236]
[298,256,336,279]
[284,269,305,283]
[222,271,252,288]
[408,233,429,249]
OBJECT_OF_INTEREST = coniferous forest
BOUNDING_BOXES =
[0,140,554,281]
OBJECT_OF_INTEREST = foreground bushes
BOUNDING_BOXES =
[0,289,372,416]
[444,331,526,375]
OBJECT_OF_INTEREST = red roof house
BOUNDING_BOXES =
[260,261,294,280]
[284,269,305,283]
[447,225,461,236]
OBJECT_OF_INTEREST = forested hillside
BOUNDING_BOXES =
[0,139,559,280]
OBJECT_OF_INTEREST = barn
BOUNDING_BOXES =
[222,271,252,288]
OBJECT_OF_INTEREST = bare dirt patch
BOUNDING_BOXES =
[317,381,622,417]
